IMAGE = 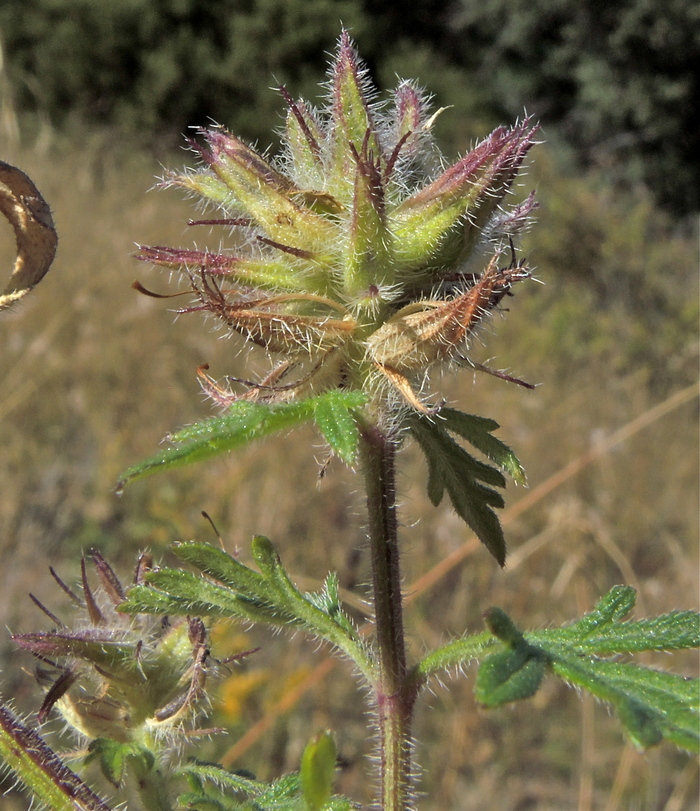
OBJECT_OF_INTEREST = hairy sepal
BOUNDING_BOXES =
[392,121,537,273]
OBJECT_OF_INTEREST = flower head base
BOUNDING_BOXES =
[137,32,538,420]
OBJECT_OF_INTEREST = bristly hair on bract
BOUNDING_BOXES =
[135,30,539,428]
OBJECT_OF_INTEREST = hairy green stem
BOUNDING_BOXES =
[131,764,173,811]
[359,423,416,811]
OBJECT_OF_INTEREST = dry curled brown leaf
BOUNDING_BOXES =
[0,160,57,311]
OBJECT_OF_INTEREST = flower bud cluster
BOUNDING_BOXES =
[138,32,538,420]
[13,552,212,751]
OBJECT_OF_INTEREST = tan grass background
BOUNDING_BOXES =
[0,132,698,810]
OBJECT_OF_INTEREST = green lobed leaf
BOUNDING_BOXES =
[0,702,113,811]
[304,573,358,639]
[528,587,700,654]
[120,539,374,681]
[179,759,355,811]
[117,401,313,489]
[172,541,269,594]
[525,590,700,751]
[437,408,527,484]
[117,392,366,490]
[142,569,249,615]
[586,584,638,623]
[179,759,270,797]
[177,539,363,643]
[250,537,376,682]
[117,584,196,616]
[408,415,507,565]
[120,570,295,627]
[415,590,699,753]
[480,595,700,752]
[535,610,700,655]
[549,655,699,752]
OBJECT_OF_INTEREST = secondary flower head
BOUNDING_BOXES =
[13,553,214,749]
[137,32,538,423]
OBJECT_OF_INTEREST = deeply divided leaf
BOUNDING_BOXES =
[438,408,527,484]
[120,540,375,683]
[549,656,699,752]
[179,759,354,811]
[528,587,700,654]
[408,414,507,565]
[475,594,700,752]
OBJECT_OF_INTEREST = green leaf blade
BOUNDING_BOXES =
[550,655,699,752]
[312,390,366,464]
[117,392,367,490]
[172,541,268,594]
[439,408,527,484]
[522,590,700,752]
[120,569,294,626]
[528,588,700,654]
[117,584,194,616]
[117,399,317,490]
[250,536,376,682]
[464,596,700,753]
[409,415,507,565]
[542,611,700,656]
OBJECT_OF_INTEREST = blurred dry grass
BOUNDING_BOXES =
[0,133,698,810]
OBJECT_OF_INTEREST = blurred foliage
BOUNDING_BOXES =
[447,0,700,215]
[1,0,698,212]
[0,0,367,150]
[514,146,699,391]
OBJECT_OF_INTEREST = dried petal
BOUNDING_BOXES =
[0,161,57,311]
